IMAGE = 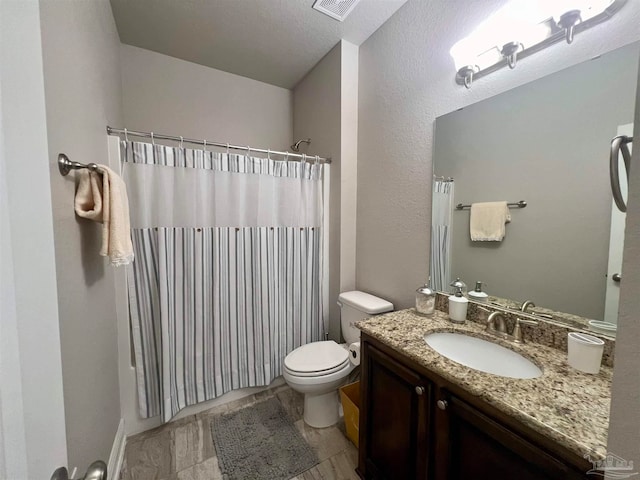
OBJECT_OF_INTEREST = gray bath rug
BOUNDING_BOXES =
[211,397,319,480]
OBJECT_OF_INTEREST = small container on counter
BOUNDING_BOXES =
[567,332,604,374]
[448,284,468,323]
[415,278,436,316]
[449,278,467,297]
[468,281,489,303]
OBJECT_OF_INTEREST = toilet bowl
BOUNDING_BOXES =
[283,291,393,428]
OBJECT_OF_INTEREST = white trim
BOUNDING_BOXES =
[323,163,331,337]
[107,419,126,480]
[339,40,358,293]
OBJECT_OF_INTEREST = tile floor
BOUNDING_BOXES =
[120,384,359,480]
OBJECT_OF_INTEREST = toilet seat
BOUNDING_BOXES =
[283,360,354,387]
[284,358,351,377]
[284,341,349,377]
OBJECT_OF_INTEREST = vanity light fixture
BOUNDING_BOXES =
[451,0,626,88]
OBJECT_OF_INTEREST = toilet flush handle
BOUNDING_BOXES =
[336,300,343,308]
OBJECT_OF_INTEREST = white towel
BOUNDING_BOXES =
[74,165,134,266]
[470,201,511,242]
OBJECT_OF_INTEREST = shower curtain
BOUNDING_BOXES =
[123,140,326,421]
[430,179,454,292]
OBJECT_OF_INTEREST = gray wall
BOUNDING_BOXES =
[356,0,640,310]
[39,0,123,472]
[608,48,640,470]
[434,43,639,319]
[1,1,67,477]
[120,45,293,149]
[293,43,343,340]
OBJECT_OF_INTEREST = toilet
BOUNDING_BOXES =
[283,290,393,428]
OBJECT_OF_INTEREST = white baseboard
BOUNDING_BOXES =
[107,419,126,480]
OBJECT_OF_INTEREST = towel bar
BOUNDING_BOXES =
[58,153,101,177]
[456,200,527,210]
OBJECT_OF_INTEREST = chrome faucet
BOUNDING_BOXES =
[520,300,554,319]
[481,309,538,344]
[520,300,536,312]
[512,317,538,343]
[486,311,507,334]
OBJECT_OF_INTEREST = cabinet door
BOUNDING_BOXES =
[434,393,582,480]
[359,343,430,480]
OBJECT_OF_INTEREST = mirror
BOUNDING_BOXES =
[432,41,639,328]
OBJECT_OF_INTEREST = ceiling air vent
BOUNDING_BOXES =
[312,0,362,22]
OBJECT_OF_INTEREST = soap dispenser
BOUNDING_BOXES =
[468,281,489,303]
[450,278,467,297]
[448,282,469,324]
[415,277,436,316]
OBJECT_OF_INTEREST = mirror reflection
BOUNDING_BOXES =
[431,41,639,326]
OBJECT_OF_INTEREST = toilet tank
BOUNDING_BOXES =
[338,291,394,344]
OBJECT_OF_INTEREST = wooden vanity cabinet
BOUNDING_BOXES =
[434,393,581,480]
[358,334,589,480]
[358,342,431,480]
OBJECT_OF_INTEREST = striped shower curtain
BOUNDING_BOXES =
[122,141,325,421]
[430,179,455,292]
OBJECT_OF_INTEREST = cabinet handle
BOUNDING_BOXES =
[437,400,448,410]
[415,386,425,396]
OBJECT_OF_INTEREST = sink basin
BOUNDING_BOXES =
[424,332,542,379]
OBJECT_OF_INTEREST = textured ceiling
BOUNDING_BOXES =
[110,0,408,89]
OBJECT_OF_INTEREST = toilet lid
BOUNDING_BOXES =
[284,341,349,375]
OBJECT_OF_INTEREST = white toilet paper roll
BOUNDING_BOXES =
[348,342,361,366]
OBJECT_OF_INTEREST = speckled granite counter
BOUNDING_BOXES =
[357,308,612,461]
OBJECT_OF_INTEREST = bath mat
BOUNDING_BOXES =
[211,397,318,480]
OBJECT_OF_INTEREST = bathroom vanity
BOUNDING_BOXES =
[356,309,611,480]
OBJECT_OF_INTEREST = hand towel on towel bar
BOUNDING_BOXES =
[74,165,134,266]
[470,201,511,242]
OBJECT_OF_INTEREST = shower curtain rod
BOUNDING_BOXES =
[106,126,332,164]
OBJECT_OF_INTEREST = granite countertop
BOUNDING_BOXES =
[357,308,612,461]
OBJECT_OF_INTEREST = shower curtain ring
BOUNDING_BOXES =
[226,143,230,155]
[246,146,251,157]
[124,128,129,142]
[267,148,271,160]
[315,155,319,165]
[179,136,184,149]
[203,139,207,153]
[285,151,289,161]
[302,153,307,163]
[150,132,155,145]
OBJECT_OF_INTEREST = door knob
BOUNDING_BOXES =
[83,461,107,480]
[51,461,106,480]
[612,273,621,283]
[51,467,69,480]
[415,386,425,395]
[437,399,448,410]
